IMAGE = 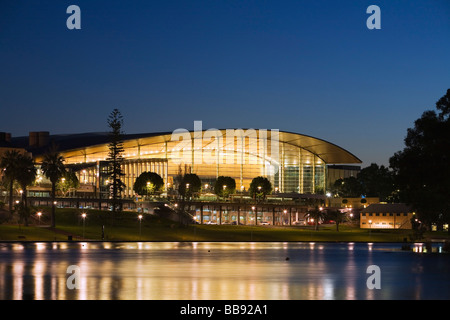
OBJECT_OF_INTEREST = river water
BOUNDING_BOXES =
[0,241,449,300]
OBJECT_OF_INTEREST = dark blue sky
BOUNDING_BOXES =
[1,0,450,166]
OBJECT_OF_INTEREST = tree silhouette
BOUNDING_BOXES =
[178,173,201,200]
[214,176,236,199]
[134,172,164,197]
[15,154,36,226]
[107,109,126,213]
[249,176,272,202]
[306,206,326,231]
[390,89,450,231]
[41,147,66,228]
[0,150,21,213]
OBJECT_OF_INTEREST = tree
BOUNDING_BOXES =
[15,154,36,226]
[0,150,20,213]
[333,176,362,198]
[106,109,126,213]
[390,89,450,231]
[332,164,396,202]
[326,209,347,232]
[57,170,80,197]
[16,202,31,227]
[357,163,395,201]
[134,172,164,197]
[249,176,272,202]
[178,173,201,200]
[41,148,66,228]
[214,176,236,199]
[306,206,326,231]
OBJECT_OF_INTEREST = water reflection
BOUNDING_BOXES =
[0,242,449,300]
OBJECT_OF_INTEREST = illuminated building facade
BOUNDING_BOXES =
[11,129,360,199]
[360,203,414,229]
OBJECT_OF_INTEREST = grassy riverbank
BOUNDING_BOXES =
[0,208,448,242]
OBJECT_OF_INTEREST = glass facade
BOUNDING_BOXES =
[51,130,359,198]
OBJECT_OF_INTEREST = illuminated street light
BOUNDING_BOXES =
[37,211,42,225]
[252,206,257,226]
[81,212,87,238]
[138,214,143,239]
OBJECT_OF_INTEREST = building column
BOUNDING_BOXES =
[200,205,203,225]
[299,148,303,194]
[312,155,316,193]
[164,141,169,191]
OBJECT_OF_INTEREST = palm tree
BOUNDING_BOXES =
[41,149,66,228]
[0,150,20,213]
[306,206,326,231]
[15,154,36,226]
[326,209,348,232]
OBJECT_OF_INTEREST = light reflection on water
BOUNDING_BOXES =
[0,242,449,300]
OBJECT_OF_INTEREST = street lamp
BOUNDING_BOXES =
[37,211,42,225]
[326,192,331,207]
[138,214,143,239]
[81,212,87,238]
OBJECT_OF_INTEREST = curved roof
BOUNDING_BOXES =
[13,130,361,164]
[277,130,361,164]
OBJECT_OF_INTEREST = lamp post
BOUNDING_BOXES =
[252,206,257,225]
[326,192,331,207]
[37,211,42,226]
[185,183,190,200]
[81,212,87,238]
[138,214,143,240]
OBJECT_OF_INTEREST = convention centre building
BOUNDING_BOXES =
[3,128,361,200]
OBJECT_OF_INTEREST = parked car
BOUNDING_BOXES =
[293,220,306,226]
[260,221,270,225]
